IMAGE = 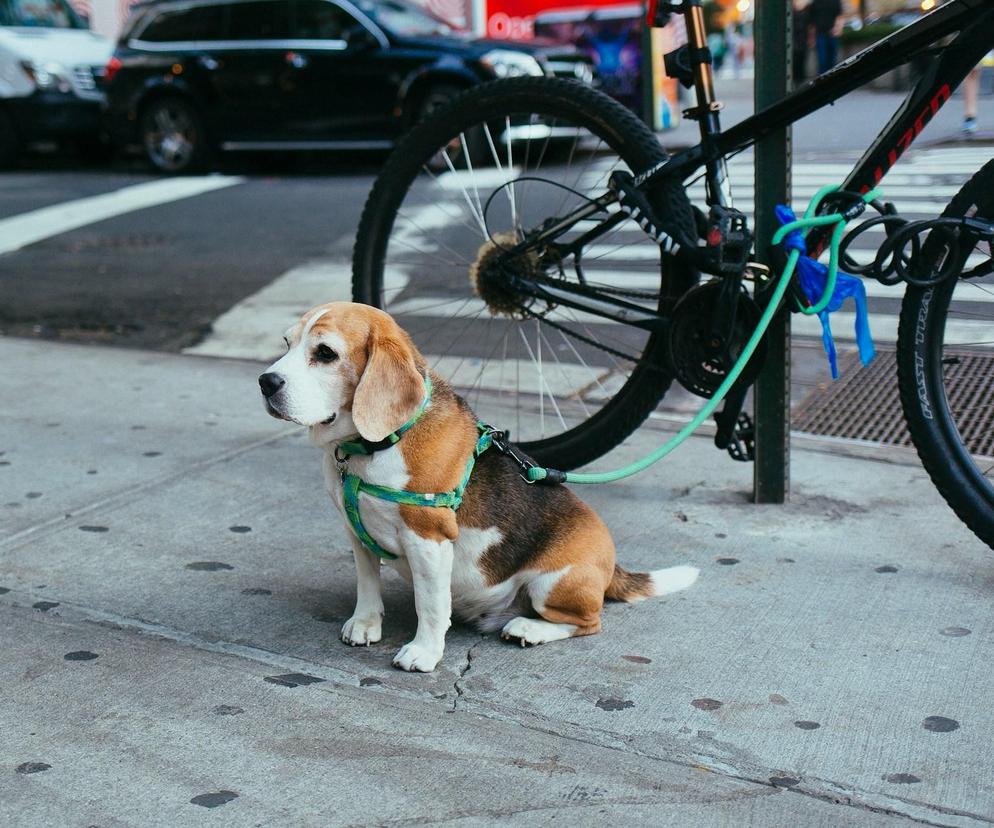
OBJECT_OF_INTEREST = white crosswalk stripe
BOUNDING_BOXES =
[0,176,245,256]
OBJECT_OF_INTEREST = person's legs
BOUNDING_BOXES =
[963,66,981,134]
[815,34,832,75]
[824,34,838,71]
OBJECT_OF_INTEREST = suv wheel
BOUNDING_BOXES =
[416,84,464,124]
[0,109,20,168]
[141,97,210,173]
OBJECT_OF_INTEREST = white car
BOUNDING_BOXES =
[0,0,112,164]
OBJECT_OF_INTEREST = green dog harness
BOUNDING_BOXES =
[336,377,497,560]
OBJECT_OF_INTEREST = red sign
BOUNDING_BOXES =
[485,0,633,40]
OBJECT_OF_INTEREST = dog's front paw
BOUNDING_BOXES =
[341,614,382,646]
[392,642,442,672]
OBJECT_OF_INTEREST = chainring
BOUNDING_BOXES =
[667,281,767,398]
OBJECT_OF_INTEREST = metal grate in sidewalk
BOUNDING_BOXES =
[792,346,994,457]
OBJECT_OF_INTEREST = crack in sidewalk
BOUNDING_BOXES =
[450,634,486,711]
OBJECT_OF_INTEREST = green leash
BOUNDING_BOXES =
[527,184,881,485]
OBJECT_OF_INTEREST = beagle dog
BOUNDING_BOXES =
[260,302,698,672]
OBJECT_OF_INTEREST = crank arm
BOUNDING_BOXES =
[509,275,667,332]
[963,259,994,280]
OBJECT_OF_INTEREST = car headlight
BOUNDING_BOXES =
[480,50,544,79]
[21,60,73,93]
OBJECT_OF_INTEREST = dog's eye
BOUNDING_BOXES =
[313,344,338,363]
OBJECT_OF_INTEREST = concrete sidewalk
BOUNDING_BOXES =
[1,337,992,827]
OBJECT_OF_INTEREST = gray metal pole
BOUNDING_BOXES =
[752,1,792,504]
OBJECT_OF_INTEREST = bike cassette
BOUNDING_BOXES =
[667,281,767,398]
[469,231,548,318]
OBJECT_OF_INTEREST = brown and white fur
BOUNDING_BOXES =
[260,302,698,672]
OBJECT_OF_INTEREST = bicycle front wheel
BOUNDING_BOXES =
[353,77,697,470]
[897,159,994,549]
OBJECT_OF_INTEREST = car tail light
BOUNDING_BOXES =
[104,56,122,83]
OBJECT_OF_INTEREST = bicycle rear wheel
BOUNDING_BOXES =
[897,159,994,549]
[352,77,697,469]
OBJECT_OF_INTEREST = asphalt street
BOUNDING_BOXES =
[0,80,990,353]
[0,156,381,350]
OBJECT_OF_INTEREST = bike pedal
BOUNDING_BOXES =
[725,413,755,462]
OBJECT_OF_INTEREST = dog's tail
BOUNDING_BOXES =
[605,564,699,602]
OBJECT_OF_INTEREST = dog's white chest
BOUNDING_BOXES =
[323,449,410,558]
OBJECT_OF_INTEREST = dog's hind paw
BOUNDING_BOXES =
[501,616,576,647]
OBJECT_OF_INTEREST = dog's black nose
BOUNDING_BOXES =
[259,372,286,399]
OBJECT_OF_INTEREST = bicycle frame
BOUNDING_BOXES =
[507,0,994,327]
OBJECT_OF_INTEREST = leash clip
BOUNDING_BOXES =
[489,429,540,484]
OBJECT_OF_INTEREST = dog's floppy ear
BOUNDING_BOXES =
[352,320,425,442]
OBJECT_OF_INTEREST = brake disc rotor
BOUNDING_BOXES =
[667,281,767,398]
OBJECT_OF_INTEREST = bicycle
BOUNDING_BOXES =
[352,0,994,548]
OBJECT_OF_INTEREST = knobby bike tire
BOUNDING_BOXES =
[897,158,994,549]
[352,77,698,470]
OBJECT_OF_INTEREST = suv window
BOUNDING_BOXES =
[356,0,456,37]
[222,0,290,40]
[292,0,355,40]
[0,0,86,28]
[138,4,225,41]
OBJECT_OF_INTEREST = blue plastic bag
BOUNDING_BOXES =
[776,205,875,379]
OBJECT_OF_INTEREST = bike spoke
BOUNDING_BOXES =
[518,322,568,436]
[440,148,488,236]
[482,120,517,233]
[538,325,591,418]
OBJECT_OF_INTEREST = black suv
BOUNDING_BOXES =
[103,0,594,172]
